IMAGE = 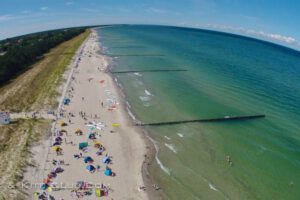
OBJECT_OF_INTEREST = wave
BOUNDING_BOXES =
[145,133,171,175]
[134,72,142,77]
[145,89,152,96]
[164,136,171,140]
[209,183,218,191]
[165,143,177,154]
[139,95,150,102]
[177,133,184,138]
[126,101,131,108]
[126,107,136,120]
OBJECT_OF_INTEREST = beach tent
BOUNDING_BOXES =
[84,156,94,163]
[102,156,110,164]
[112,123,120,127]
[63,98,70,105]
[86,165,95,172]
[104,168,112,176]
[79,142,88,150]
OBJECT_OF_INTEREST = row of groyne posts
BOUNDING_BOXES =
[0,111,266,126]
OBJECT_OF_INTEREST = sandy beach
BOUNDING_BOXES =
[23,30,149,200]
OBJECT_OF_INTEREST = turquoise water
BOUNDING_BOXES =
[97,25,300,200]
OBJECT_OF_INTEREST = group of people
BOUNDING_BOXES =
[33,33,122,200]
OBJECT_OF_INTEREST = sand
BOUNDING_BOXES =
[23,30,149,200]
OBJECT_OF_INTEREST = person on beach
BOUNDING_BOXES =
[226,155,233,166]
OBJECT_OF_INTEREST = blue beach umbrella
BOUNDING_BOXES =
[84,156,93,163]
[41,183,49,190]
[86,165,95,172]
[102,156,110,164]
[104,168,112,176]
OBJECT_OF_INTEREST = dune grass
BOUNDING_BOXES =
[0,119,51,200]
[0,29,90,111]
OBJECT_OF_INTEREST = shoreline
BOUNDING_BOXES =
[102,31,167,200]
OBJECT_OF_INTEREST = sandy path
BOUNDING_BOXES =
[26,30,148,199]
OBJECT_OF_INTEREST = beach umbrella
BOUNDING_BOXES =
[63,98,70,105]
[102,156,110,164]
[88,133,96,139]
[60,122,67,127]
[84,156,93,163]
[41,183,49,190]
[55,136,62,142]
[75,129,82,135]
[104,168,112,176]
[52,141,61,146]
[52,146,60,151]
[86,165,95,172]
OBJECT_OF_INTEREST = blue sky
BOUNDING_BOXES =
[1,0,300,49]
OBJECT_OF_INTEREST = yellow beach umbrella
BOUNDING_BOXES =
[52,146,61,151]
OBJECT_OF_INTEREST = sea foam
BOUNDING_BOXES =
[165,143,177,154]
[145,89,152,96]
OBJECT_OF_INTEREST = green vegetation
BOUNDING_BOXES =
[0,27,86,85]
[0,29,90,111]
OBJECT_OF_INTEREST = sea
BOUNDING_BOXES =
[96,25,300,200]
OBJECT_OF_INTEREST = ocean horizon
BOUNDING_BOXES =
[97,25,300,200]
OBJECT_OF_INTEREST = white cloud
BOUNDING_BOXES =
[202,24,299,46]
[147,7,167,14]
[0,15,15,21]
[21,10,31,14]
[65,2,74,6]
[248,31,297,44]
[40,7,48,11]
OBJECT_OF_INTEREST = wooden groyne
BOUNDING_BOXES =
[135,114,265,126]
[111,69,187,74]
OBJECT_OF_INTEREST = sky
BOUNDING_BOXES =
[1,0,300,49]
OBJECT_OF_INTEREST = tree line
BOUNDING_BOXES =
[0,27,87,85]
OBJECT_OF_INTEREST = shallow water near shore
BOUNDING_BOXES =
[96,25,300,200]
